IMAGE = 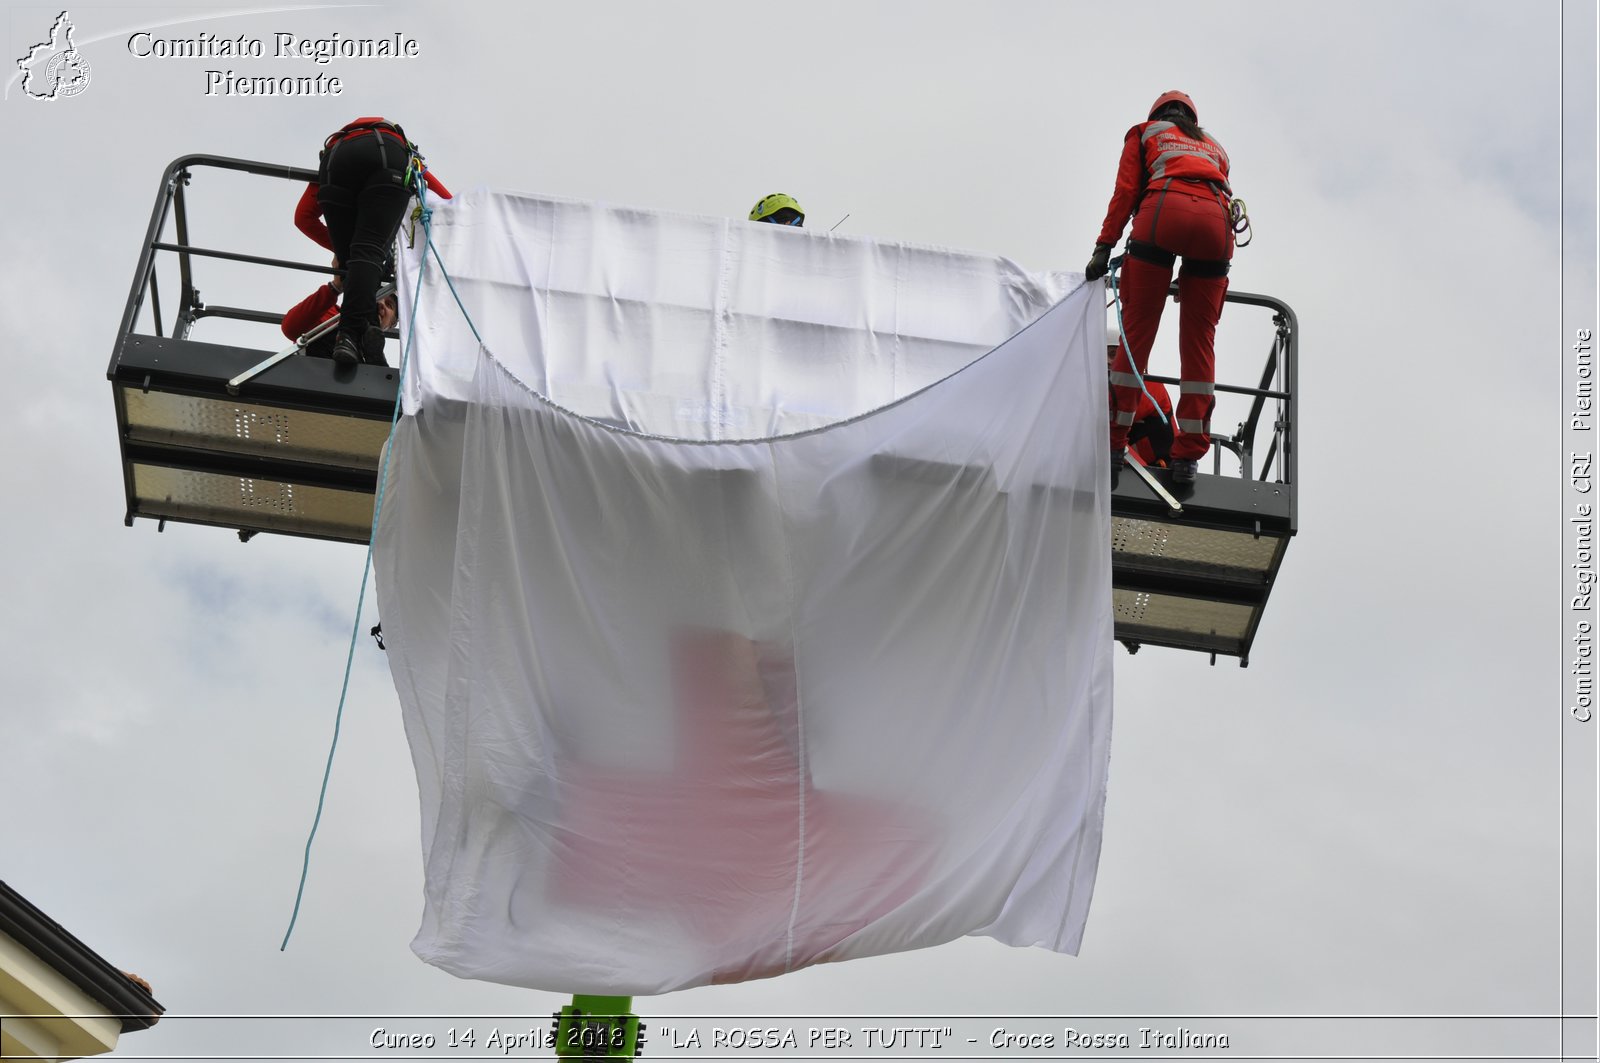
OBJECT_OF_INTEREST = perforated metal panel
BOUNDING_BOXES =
[1112,516,1280,578]
[130,464,374,542]
[121,389,389,469]
[1113,588,1255,654]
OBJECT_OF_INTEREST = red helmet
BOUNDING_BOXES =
[1148,90,1198,123]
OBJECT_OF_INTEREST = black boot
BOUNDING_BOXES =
[360,326,388,367]
[331,331,361,367]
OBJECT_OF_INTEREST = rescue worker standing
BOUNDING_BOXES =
[295,117,450,366]
[1086,91,1233,484]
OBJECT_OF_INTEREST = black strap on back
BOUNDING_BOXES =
[319,119,418,188]
[1178,257,1231,278]
[1146,178,1174,244]
[1125,238,1176,268]
[323,118,408,153]
[1127,239,1229,276]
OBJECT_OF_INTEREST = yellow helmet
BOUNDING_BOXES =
[749,193,805,226]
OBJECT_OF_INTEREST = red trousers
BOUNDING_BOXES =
[1109,183,1231,460]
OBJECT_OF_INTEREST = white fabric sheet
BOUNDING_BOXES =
[376,191,1114,994]
[397,188,1078,436]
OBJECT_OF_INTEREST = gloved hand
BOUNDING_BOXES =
[1084,243,1112,281]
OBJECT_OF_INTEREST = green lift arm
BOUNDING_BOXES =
[551,995,644,1059]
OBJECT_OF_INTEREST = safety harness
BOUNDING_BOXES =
[319,118,430,195]
[1125,177,1236,277]
[321,117,408,151]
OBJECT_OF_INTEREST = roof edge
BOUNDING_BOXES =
[0,880,165,1032]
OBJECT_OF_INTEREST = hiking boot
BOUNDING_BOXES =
[1171,458,1198,484]
[331,331,361,367]
[1111,448,1127,487]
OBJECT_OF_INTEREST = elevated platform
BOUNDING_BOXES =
[110,156,1297,662]
[108,156,398,544]
[1108,288,1298,664]
[111,332,397,544]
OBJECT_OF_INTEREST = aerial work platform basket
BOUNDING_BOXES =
[1109,288,1298,665]
[109,157,399,544]
[108,157,1296,662]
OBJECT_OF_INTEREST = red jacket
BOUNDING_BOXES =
[295,116,452,250]
[1096,119,1230,248]
[281,281,340,341]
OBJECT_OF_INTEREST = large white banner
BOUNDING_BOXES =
[376,192,1113,994]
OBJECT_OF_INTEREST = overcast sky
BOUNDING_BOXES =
[1,1,1595,1060]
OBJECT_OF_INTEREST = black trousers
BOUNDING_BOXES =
[317,131,412,341]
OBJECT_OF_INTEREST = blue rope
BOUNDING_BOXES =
[423,227,483,345]
[281,189,437,951]
[1107,256,1168,427]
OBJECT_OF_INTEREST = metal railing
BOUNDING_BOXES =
[112,155,346,363]
[1117,284,1298,521]
[115,156,1298,536]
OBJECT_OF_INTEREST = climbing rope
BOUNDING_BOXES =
[281,186,439,952]
[1106,255,1168,427]
[423,227,484,345]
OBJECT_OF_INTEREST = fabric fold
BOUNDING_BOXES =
[375,191,1112,994]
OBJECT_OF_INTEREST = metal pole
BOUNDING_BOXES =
[111,162,183,370]
[173,173,198,339]
[1126,456,1183,514]
[149,241,340,275]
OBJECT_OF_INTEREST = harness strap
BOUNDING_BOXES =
[1178,257,1231,278]
[1147,178,1174,246]
[320,119,422,193]
[1125,238,1176,268]
[322,118,408,152]
[1128,181,1233,277]
[320,120,412,176]
[1128,236,1230,275]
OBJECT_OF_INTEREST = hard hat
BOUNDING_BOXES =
[1148,90,1198,123]
[750,193,805,224]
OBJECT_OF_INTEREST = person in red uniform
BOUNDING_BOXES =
[281,258,399,361]
[295,116,449,366]
[1086,91,1233,485]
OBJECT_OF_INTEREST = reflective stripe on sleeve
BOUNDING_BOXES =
[1179,380,1215,395]
[1177,418,1208,434]
[1109,372,1145,388]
